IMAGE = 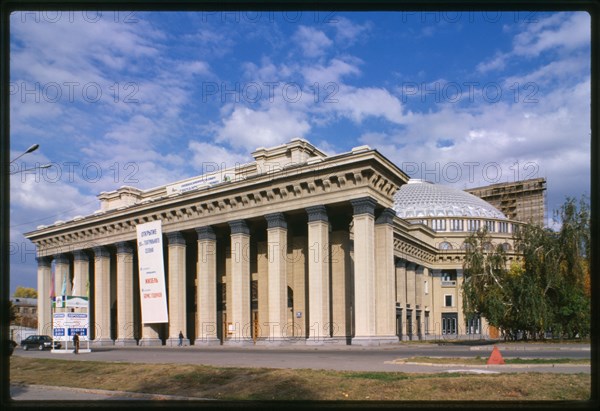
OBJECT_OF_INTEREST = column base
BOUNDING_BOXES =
[138,338,163,346]
[91,338,114,347]
[166,338,190,347]
[194,337,221,346]
[222,338,255,347]
[351,336,399,346]
[254,337,293,346]
[114,338,138,347]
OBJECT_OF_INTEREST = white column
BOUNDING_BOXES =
[374,208,397,340]
[350,197,377,345]
[54,253,70,298]
[115,242,136,346]
[306,205,330,344]
[72,250,89,298]
[416,265,424,339]
[265,212,288,343]
[226,219,252,345]
[395,259,407,340]
[166,232,188,347]
[406,262,416,340]
[395,259,406,306]
[195,226,220,345]
[330,229,351,339]
[36,257,53,335]
[92,246,113,346]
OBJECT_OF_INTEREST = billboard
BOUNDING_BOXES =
[136,220,169,324]
[53,312,89,342]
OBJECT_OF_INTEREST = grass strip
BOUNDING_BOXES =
[10,357,590,401]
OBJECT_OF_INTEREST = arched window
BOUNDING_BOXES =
[439,241,453,250]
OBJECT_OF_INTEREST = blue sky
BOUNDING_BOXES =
[9,10,591,294]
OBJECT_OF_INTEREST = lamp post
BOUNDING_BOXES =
[10,144,39,164]
[9,144,51,175]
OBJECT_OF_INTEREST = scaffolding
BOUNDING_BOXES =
[465,178,547,227]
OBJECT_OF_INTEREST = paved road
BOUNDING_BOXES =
[9,342,591,401]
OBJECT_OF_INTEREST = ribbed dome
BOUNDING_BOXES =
[393,179,506,219]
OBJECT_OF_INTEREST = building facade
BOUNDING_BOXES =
[465,178,547,227]
[25,139,519,346]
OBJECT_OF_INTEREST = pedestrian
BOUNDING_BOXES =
[178,331,183,347]
[73,333,80,354]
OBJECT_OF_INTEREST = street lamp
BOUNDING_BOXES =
[10,163,52,175]
[9,144,52,175]
[10,144,40,164]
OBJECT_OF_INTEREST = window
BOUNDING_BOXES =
[502,242,512,251]
[431,219,446,231]
[450,219,464,231]
[438,241,453,250]
[441,270,457,286]
[466,314,481,334]
[467,219,481,231]
[498,221,509,233]
[442,313,458,335]
[484,220,495,232]
[444,294,453,307]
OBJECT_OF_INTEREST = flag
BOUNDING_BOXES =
[72,274,78,297]
[61,272,67,297]
[49,261,56,299]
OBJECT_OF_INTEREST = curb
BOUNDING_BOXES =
[385,359,591,369]
[469,345,590,352]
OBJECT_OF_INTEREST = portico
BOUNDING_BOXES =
[26,139,518,346]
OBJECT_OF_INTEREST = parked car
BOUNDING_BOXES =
[20,335,61,351]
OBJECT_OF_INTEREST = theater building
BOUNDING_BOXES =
[25,139,519,346]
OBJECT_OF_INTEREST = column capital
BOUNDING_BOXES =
[395,259,406,268]
[196,226,216,241]
[306,205,328,222]
[416,266,425,275]
[265,212,287,229]
[229,219,249,235]
[53,253,69,264]
[350,197,377,216]
[73,250,89,261]
[93,246,110,258]
[115,242,134,254]
[375,208,396,225]
[166,231,186,246]
[406,262,416,270]
[36,256,52,268]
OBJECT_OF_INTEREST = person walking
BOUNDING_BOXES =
[178,331,184,347]
[73,333,80,354]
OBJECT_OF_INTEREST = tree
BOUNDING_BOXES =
[8,301,17,323]
[462,196,591,340]
[13,286,38,298]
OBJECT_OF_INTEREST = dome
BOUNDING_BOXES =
[393,179,507,219]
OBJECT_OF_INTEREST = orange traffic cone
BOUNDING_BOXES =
[487,345,505,365]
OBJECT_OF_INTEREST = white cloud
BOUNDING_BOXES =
[189,142,251,171]
[333,17,371,45]
[333,86,406,124]
[512,12,590,57]
[301,57,362,85]
[293,26,332,58]
[215,105,310,151]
